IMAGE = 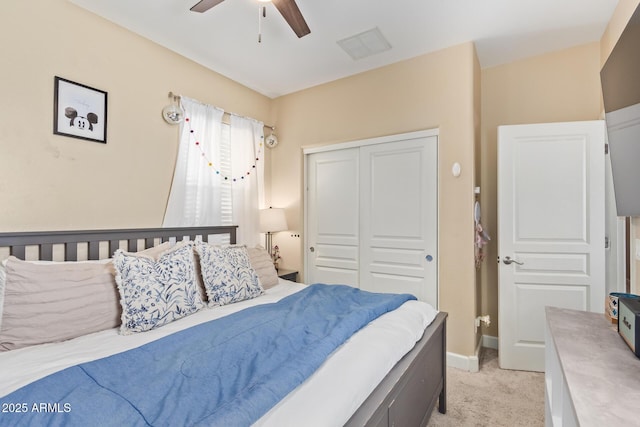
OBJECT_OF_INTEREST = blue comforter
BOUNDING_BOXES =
[0,284,415,427]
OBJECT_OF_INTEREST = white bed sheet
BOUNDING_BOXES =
[0,280,438,426]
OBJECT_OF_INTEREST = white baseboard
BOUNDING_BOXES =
[482,334,498,350]
[447,338,482,372]
[447,335,498,372]
[447,352,478,372]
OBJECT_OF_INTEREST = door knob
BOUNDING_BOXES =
[503,256,524,266]
[309,247,315,252]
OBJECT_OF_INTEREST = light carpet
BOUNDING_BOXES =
[427,348,544,427]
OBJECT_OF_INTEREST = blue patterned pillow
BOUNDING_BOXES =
[114,241,204,334]
[195,242,264,307]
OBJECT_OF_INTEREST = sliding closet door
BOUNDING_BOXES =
[360,136,438,307]
[306,148,359,286]
[305,130,438,308]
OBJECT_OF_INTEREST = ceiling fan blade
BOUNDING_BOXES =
[190,0,225,13]
[271,0,311,38]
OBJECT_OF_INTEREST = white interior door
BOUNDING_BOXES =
[498,121,605,372]
[360,137,438,307]
[306,148,359,286]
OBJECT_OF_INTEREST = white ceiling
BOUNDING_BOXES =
[69,0,619,98]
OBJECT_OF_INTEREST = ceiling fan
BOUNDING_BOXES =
[190,0,311,38]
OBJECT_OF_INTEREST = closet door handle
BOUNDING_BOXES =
[309,247,315,253]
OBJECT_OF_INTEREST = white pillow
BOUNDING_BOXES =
[114,241,205,334]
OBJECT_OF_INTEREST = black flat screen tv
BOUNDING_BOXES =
[601,4,640,217]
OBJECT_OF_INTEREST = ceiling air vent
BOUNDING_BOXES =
[337,27,392,60]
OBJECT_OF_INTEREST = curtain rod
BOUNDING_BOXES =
[169,92,275,131]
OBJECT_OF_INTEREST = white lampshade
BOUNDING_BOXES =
[259,208,288,233]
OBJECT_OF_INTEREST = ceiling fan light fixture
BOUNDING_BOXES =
[190,0,310,38]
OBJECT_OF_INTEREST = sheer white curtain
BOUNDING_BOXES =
[230,115,265,246]
[163,97,264,246]
[163,97,224,227]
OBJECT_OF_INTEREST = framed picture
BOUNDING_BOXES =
[53,76,107,143]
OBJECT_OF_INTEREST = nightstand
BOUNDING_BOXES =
[277,269,298,282]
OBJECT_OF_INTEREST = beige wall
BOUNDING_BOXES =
[270,43,480,356]
[480,42,604,337]
[473,39,483,350]
[0,0,272,231]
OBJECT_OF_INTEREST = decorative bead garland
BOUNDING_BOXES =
[185,116,263,183]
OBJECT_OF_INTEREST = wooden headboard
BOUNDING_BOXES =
[0,226,238,261]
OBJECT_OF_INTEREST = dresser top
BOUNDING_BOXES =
[546,306,640,426]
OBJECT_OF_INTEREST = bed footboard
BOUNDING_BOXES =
[344,311,447,427]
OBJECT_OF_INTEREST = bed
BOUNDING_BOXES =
[0,226,447,426]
